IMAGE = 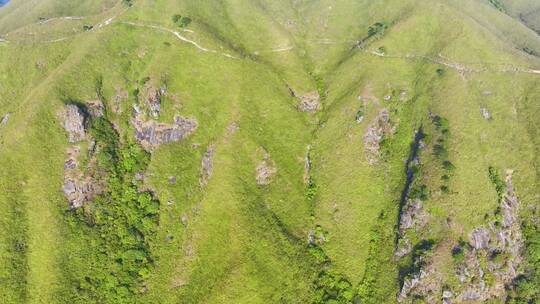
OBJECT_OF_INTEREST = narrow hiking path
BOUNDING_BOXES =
[364,50,540,75]
[0,10,239,59]
[38,16,85,24]
[1,9,540,75]
[119,21,239,59]
[0,4,129,44]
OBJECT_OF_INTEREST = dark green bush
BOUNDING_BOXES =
[410,184,429,200]
[436,68,445,76]
[440,185,450,194]
[172,14,192,27]
[66,115,159,303]
[488,166,505,202]
[368,22,388,38]
[488,0,505,12]
[442,160,455,171]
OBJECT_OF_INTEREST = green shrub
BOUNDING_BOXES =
[66,114,159,303]
[172,14,192,28]
[488,0,505,12]
[436,68,445,76]
[507,214,540,303]
[452,246,465,263]
[488,166,505,202]
[442,160,455,171]
[410,184,429,200]
[306,177,318,201]
[367,22,388,38]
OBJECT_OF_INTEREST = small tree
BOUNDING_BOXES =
[181,17,192,27]
[172,14,192,28]
[367,22,387,38]
[172,14,182,24]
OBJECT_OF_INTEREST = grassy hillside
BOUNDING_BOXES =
[0,0,538,303]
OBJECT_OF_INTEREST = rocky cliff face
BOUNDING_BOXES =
[363,108,395,165]
[131,81,197,151]
[397,169,525,303]
[452,170,523,303]
[132,114,198,151]
[61,104,103,208]
[63,104,86,143]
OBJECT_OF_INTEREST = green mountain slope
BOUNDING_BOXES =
[0,0,538,303]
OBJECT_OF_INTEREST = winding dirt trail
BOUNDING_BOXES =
[120,21,238,59]
[1,12,539,75]
[252,39,540,75]
[364,49,540,75]
[38,16,85,24]
[0,5,128,44]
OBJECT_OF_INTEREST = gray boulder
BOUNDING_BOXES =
[469,227,491,250]
[363,108,394,165]
[256,152,277,186]
[297,91,321,112]
[200,144,215,187]
[133,115,198,151]
[63,105,86,143]
[0,113,10,126]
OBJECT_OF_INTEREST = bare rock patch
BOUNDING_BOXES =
[454,169,524,301]
[62,146,103,208]
[297,91,321,112]
[256,151,277,186]
[63,104,86,143]
[363,108,395,164]
[0,113,10,126]
[200,144,215,187]
[480,107,491,120]
[133,115,197,151]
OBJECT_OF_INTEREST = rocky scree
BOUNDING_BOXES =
[131,81,197,151]
[61,103,105,208]
[297,91,321,112]
[256,151,277,186]
[200,144,215,187]
[363,108,395,165]
[451,169,524,302]
[63,104,87,143]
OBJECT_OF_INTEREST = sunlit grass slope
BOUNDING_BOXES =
[0,0,538,303]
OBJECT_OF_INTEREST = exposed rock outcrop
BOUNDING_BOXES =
[394,130,426,259]
[394,239,412,258]
[87,99,104,118]
[363,108,394,165]
[200,144,215,187]
[399,199,427,233]
[0,113,10,126]
[133,115,198,151]
[297,91,321,112]
[454,169,523,302]
[140,81,166,118]
[469,227,491,250]
[62,146,102,208]
[398,261,441,303]
[256,152,277,186]
[131,80,196,150]
[113,86,129,113]
[63,104,86,143]
[480,107,491,120]
[304,145,312,183]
